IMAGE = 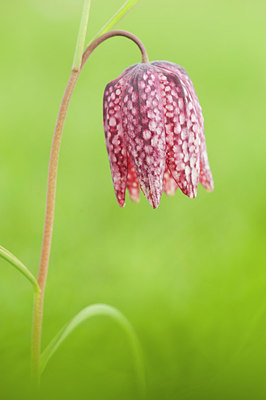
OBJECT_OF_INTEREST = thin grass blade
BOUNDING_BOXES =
[0,245,39,292]
[72,0,92,71]
[41,303,146,398]
[88,0,141,45]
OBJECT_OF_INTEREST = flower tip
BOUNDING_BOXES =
[128,190,140,204]
[201,178,214,192]
[200,170,214,193]
[164,188,176,197]
[130,195,140,204]
[205,182,214,192]
[117,197,125,207]
[188,188,198,199]
[148,196,160,209]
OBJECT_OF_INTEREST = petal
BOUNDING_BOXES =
[199,147,214,192]
[127,154,140,203]
[175,66,214,191]
[153,62,200,198]
[163,167,178,196]
[121,64,166,209]
[103,77,128,206]
[154,61,213,191]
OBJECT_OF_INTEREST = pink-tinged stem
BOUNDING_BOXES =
[31,70,79,384]
[32,30,148,385]
[81,30,149,67]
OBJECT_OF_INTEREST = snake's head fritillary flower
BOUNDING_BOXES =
[103,61,213,209]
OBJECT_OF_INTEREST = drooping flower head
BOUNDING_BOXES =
[103,61,213,208]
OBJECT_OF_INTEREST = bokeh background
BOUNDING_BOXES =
[0,0,266,399]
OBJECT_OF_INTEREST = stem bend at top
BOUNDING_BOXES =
[79,29,149,71]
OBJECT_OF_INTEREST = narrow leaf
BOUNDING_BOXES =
[72,0,92,70]
[0,245,40,292]
[41,303,145,398]
[88,0,141,46]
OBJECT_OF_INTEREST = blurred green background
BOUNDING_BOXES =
[0,0,266,399]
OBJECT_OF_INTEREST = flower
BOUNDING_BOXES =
[103,61,213,208]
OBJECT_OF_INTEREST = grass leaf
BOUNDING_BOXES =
[0,245,40,292]
[72,0,92,71]
[41,303,145,398]
[88,0,141,45]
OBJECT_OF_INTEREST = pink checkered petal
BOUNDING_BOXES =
[199,149,214,192]
[175,66,213,191]
[163,168,178,196]
[154,61,213,192]
[103,78,128,207]
[121,65,166,209]
[127,154,140,203]
[154,63,200,198]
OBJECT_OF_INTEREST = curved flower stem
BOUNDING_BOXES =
[82,30,149,66]
[32,70,79,385]
[32,29,149,386]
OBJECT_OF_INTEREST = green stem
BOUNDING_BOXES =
[31,289,42,387]
[72,0,91,71]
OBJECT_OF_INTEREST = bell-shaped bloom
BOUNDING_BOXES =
[103,61,213,208]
